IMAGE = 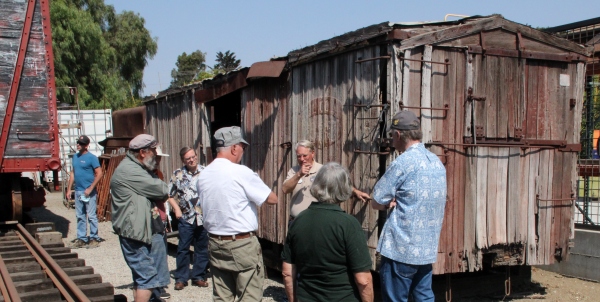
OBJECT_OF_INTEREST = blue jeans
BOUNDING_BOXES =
[119,234,169,290]
[380,256,434,302]
[75,190,99,242]
[175,218,209,283]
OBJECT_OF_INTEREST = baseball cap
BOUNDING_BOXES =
[76,135,90,145]
[156,146,169,157]
[129,134,159,150]
[389,110,420,131]
[214,126,249,148]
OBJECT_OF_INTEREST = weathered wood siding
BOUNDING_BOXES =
[391,43,583,274]
[242,77,291,244]
[145,87,211,178]
[242,46,385,268]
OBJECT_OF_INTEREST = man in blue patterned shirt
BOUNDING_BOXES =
[372,110,447,302]
[167,147,209,290]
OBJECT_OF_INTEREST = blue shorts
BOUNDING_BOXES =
[119,234,169,290]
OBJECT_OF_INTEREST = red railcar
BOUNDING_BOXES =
[0,0,60,221]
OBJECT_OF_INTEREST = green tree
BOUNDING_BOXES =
[213,50,241,73]
[50,0,157,110]
[170,50,206,87]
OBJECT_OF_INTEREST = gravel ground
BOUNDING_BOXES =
[27,191,600,301]
[28,191,287,302]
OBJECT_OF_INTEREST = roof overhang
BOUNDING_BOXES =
[195,69,249,103]
[246,61,286,79]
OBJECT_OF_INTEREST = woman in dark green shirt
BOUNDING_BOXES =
[281,162,373,302]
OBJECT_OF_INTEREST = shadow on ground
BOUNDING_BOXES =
[27,205,71,238]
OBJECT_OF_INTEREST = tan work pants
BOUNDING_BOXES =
[208,235,264,301]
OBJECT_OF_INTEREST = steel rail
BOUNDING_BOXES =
[0,254,21,302]
[15,224,91,302]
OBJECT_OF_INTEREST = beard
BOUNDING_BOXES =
[143,154,157,171]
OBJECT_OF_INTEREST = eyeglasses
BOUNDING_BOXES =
[238,144,248,151]
[184,155,197,162]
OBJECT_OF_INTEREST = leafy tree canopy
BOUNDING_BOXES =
[170,50,242,87]
[213,51,241,73]
[170,50,206,88]
[50,0,157,110]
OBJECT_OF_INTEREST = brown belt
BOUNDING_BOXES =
[209,232,253,241]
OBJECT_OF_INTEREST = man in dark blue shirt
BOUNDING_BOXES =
[67,135,103,249]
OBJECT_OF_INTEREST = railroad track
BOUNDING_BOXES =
[0,223,119,302]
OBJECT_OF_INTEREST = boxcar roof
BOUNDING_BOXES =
[285,14,592,65]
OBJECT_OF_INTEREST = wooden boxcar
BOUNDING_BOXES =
[144,15,592,275]
[0,0,61,221]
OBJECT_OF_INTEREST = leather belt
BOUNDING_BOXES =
[209,232,253,241]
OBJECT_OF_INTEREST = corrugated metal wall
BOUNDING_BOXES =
[145,87,211,179]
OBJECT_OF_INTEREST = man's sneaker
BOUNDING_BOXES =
[86,239,100,249]
[159,288,171,299]
[68,239,87,249]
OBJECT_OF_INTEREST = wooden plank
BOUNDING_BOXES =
[464,50,474,137]
[400,17,503,50]
[506,147,521,244]
[548,63,563,265]
[486,147,499,246]
[495,148,509,245]
[431,48,447,143]
[453,49,466,273]
[421,45,433,143]
[475,147,488,249]
[526,150,539,265]
[517,149,530,243]
[442,48,457,274]
[401,48,411,108]
[497,57,509,138]
[525,62,538,139]
[463,49,477,271]
[485,56,498,138]
[473,54,487,140]
[463,148,478,271]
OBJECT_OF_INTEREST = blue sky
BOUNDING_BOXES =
[104,0,600,96]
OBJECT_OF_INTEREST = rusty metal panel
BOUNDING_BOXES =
[112,106,146,137]
[0,0,60,172]
[247,61,286,79]
[145,87,211,180]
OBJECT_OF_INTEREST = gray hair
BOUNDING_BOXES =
[310,162,353,204]
[397,129,423,144]
[215,146,231,153]
[295,140,315,152]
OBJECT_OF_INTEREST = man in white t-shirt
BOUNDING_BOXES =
[197,126,278,302]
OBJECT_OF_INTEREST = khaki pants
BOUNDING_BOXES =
[209,235,264,301]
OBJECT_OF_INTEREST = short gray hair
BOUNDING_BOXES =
[310,162,353,204]
[296,140,315,152]
[397,129,423,144]
[215,146,231,153]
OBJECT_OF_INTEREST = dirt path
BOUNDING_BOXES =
[507,267,600,302]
